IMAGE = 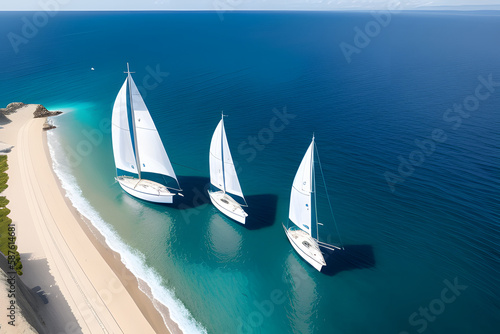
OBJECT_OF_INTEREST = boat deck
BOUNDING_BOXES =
[285,227,326,269]
[208,190,248,223]
[117,176,173,196]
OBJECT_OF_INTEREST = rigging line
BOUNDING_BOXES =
[162,175,183,192]
[315,143,345,250]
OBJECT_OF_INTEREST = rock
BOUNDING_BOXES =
[33,105,62,118]
[6,102,25,110]
[1,102,62,120]
[0,102,25,115]
[43,120,56,131]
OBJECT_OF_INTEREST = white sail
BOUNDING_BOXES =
[209,120,224,190]
[112,79,138,174]
[209,118,245,200]
[289,140,314,235]
[128,76,178,182]
[221,123,244,199]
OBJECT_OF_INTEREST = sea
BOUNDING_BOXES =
[0,10,499,334]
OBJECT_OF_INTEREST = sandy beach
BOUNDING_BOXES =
[0,105,172,333]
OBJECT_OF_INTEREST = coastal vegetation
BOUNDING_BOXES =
[0,155,23,275]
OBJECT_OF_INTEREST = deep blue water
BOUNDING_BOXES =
[1,10,499,334]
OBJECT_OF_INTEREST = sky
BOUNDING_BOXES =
[2,0,500,11]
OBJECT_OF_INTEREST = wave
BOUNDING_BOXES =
[46,128,207,334]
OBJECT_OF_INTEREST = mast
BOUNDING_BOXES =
[311,135,319,241]
[126,62,141,179]
[220,111,226,193]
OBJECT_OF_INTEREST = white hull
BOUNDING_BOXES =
[117,176,175,204]
[283,224,326,272]
[208,190,247,224]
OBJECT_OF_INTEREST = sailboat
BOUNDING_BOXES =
[283,135,342,272]
[111,63,181,203]
[208,113,248,224]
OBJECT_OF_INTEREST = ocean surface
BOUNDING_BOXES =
[1,10,499,334]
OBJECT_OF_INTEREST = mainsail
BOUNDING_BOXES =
[289,139,315,235]
[209,120,224,190]
[209,118,245,201]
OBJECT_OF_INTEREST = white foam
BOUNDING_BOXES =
[45,102,97,114]
[47,128,207,334]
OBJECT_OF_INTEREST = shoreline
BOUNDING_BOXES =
[42,130,182,334]
[1,104,177,333]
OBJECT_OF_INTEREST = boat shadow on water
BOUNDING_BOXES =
[171,175,212,210]
[170,176,278,229]
[320,244,375,276]
[244,194,278,230]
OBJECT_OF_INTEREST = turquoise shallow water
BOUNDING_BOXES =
[1,10,500,334]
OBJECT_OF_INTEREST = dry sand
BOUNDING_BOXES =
[0,105,172,333]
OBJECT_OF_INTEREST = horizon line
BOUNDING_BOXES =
[2,7,500,12]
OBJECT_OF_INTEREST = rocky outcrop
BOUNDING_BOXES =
[0,102,25,115]
[33,105,62,118]
[0,103,62,119]
[42,120,56,131]
[1,103,62,130]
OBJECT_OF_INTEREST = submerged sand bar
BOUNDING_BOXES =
[1,105,167,333]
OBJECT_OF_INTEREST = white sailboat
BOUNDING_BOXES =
[283,135,342,272]
[208,113,248,224]
[111,63,181,203]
